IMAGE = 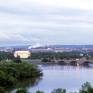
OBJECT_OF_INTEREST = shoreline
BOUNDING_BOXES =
[23,59,93,68]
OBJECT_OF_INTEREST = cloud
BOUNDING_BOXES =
[1,0,93,10]
[0,0,93,45]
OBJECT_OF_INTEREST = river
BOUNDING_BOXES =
[11,64,93,93]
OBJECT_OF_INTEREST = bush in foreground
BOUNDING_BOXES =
[0,87,5,93]
[0,62,42,88]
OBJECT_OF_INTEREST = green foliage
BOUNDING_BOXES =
[0,87,5,93]
[0,62,42,88]
[79,82,93,93]
[0,51,14,61]
[41,58,51,62]
[30,52,82,60]
[16,88,27,93]
[36,90,44,93]
[51,88,66,93]
[13,56,22,63]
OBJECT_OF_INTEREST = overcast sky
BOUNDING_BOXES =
[0,0,93,46]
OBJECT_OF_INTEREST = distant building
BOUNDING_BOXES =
[30,48,54,53]
[14,51,31,58]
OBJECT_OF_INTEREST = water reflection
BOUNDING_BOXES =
[9,77,42,93]
[30,65,93,93]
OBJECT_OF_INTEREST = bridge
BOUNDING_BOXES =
[54,57,93,66]
[28,57,93,67]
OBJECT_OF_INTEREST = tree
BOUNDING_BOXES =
[13,55,21,63]
[0,87,5,93]
[79,82,93,93]
[36,90,44,93]
[51,88,66,93]
[16,88,27,93]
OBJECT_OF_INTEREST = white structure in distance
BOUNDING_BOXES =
[14,51,31,58]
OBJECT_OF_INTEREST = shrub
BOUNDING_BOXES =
[0,62,42,88]
[51,88,66,93]
[0,87,6,93]
[16,88,27,93]
[36,90,44,93]
[79,82,93,93]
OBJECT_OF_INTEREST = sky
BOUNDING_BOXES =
[0,0,93,46]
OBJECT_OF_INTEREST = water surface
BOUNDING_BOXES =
[29,65,93,93]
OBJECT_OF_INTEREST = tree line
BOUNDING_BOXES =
[30,52,85,59]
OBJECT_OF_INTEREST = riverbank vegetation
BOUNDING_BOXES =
[0,51,14,61]
[0,61,42,92]
[30,52,93,60]
[30,52,83,59]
